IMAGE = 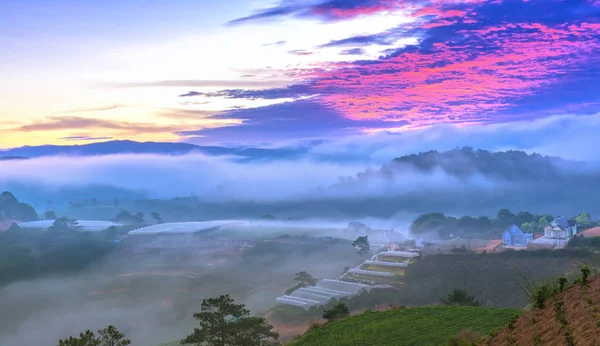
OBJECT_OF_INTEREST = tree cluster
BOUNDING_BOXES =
[0,191,38,221]
[112,211,145,225]
[440,289,481,307]
[285,271,317,295]
[57,325,130,346]
[58,295,278,346]
[408,209,593,239]
[352,236,370,255]
[322,302,350,323]
[180,295,278,346]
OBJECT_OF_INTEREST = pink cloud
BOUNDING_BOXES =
[305,22,600,126]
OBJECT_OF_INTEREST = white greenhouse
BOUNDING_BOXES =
[347,268,398,278]
[373,251,420,260]
[127,220,250,236]
[362,260,409,268]
[275,279,374,309]
[18,220,121,231]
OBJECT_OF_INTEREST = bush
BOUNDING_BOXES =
[322,302,350,323]
[440,289,481,307]
[447,329,482,346]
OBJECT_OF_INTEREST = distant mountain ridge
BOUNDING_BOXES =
[331,147,572,185]
[0,140,309,161]
[388,147,568,180]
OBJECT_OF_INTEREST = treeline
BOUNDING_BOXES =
[410,209,597,239]
[0,224,117,286]
[0,191,38,221]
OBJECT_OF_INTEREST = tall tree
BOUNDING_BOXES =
[48,217,83,233]
[294,271,317,286]
[45,210,58,220]
[496,209,515,225]
[352,236,370,255]
[151,212,164,224]
[409,213,447,234]
[181,295,278,346]
[97,325,131,346]
[285,271,317,294]
[575,212,591,225]
[520,222,535,234]
[538,216,550,230]
[440,289,481,307]
[104,226,118,241]
[322,302,350,323]
[58,330,99,346]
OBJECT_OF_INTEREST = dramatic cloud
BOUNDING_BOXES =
[319,33,399,47]
[178,100,398,143]
[340,48,366,55]
[179,84,317,100]
[262,40,287,46]
[228,0,402,25]
[105,79,291,89]
[58,105,134,114]
[60,136,113,141]
[215,0,600,137]
[17,117,183,133]
[288,49,315,56]
[307,112,600,163]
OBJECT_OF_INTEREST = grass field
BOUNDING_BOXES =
[287,306,520,346]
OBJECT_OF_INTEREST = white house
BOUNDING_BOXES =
[528,216,577,250]
[544,216,577,239]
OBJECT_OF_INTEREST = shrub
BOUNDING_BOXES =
[557,277,568,292]
[322,302,350,323]
[446,329,482,346]
[582,265,591,286]
[440,289,481,307]
[307,322,323,331]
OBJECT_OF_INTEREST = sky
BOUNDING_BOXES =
[1,0,600,148]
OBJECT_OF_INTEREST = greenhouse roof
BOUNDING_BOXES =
[290,291,333,304]
[376,251,420,258]
[362,260,409,268]
[128,220,250,235]
[347,268,398,278]
[18,220,121,231]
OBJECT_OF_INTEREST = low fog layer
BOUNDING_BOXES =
[3,114,600,216]
[0,224,371,346]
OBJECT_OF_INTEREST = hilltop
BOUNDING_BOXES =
[287,306,519,346]
[0,140,307,161]
[487,273,600,345]
[4,146,600,217]
[0,191,38,222]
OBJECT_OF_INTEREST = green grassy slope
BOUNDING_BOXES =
[288,306,520,346]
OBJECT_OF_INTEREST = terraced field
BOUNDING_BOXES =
[288,306,520,346]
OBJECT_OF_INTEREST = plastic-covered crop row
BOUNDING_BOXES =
[362,260,409,268]
[275,279,373,308]
[275,297,316,309]
[316,279,372,294]
[290,290,333,304]
[128,220,250,235]
[347,268,398,278]
[374,251,419,259]
[300,287,351,298]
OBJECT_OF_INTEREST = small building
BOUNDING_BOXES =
[544,216,577,239]
[528,216,578,250]
[502,225,533,247]
[415,237,426,248]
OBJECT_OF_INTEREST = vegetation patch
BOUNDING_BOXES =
[288,306,520,346]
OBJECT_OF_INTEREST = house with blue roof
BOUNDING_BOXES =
[502,224,533,247]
